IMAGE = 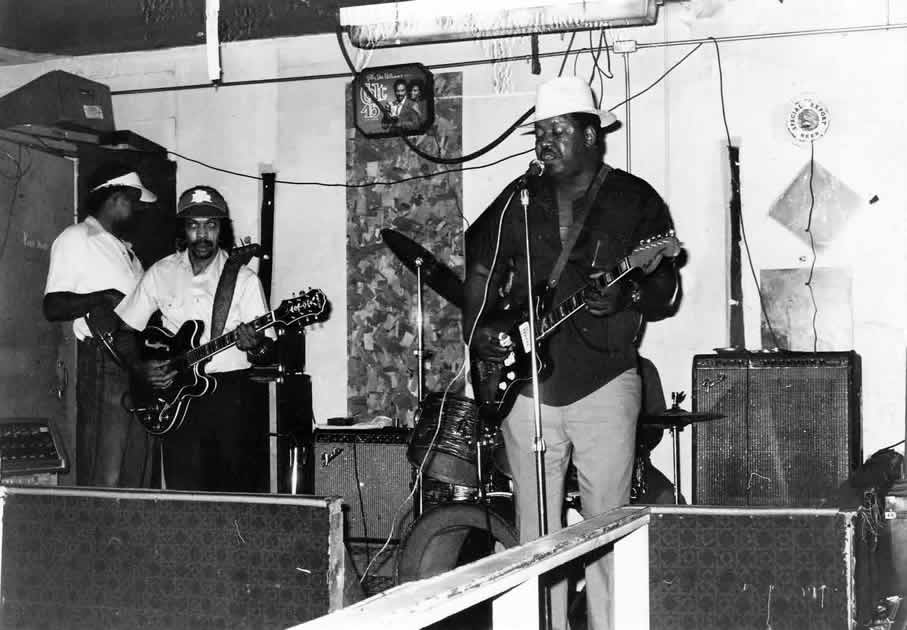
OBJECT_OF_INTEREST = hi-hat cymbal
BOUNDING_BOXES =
[381,228,464,309]
[638,407,726,429]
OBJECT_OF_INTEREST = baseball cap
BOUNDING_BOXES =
[177,186,229,218]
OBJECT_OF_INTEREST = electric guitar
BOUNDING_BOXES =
[85,242,267,367]
[470,232,681,423]
[129,288,328,436]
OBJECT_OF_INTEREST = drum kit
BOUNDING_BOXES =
[380,228,725,583]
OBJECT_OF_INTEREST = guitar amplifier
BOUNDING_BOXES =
[649,506,865,629]
[692,351,861,506]
[313,428,414,542]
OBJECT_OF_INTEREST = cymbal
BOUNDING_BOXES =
[638,407,726,429]
[381,228,464,309]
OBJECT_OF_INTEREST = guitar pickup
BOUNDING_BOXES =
[517,322,532,353]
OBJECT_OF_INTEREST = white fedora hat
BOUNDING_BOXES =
[526,76,618,128]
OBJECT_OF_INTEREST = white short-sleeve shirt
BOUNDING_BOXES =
[116,248,273,374]
[44,216,144,340]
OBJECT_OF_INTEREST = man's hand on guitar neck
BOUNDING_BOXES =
[583,280,630,317]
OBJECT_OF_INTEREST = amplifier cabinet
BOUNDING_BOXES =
[649,506,861,630]
[692,352,861,506]
[0,487,346,630]
[313,428,414,542]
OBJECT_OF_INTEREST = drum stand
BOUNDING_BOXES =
[413,261,426,517]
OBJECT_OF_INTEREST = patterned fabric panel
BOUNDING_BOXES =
[649,511,852,630]
[1,492,334,630]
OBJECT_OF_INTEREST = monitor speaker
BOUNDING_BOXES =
[692,351,861,506]
[313,429,414,541]
[0,70,114,132]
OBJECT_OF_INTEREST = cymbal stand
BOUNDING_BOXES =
[412,259,425,518]
[414,259,425,404]
[669,424,683,505]
[669,392,685,505]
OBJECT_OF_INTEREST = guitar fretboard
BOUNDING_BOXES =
[537,257,633,341]
[185,311,276,366]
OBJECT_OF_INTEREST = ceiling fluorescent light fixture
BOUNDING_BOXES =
[339,0,662,48]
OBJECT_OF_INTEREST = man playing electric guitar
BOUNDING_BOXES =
[117,186,275,492]
[464,77,681,630]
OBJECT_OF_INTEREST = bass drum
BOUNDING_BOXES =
[396,498,518,584]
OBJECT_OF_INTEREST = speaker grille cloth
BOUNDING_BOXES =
[313,431,413,540]
[693,353,859,506]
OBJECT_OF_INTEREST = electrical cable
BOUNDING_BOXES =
[166,147,533,188]
[558,32,577,77]
[608,41,705,113]
[0,144,28,263]
[804,140,819,352]
[709,37,781,350]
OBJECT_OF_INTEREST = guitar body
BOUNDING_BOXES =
[130,321,215,436]
[469,233,681,424]
[470,291,553,423]
[126,288,330,437]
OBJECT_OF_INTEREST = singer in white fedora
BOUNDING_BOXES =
[464,76,681,630]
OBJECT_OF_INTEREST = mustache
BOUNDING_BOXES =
[191,240,214,248]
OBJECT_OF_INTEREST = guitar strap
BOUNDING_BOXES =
[210,255,244,339]
[546,163,612,290]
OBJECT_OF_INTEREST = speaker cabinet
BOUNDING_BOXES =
[692,351,861,506]
[0,487,348,629]
[313,429,414,542]
[650,506,863,629]
[0,71,114,132]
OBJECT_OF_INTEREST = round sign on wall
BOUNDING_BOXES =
[787,96,830,143]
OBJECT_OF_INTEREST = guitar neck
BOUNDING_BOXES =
[536,255,635,342]
[185,311,276,366]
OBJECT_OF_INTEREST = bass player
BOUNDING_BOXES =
[463,76,681,630]
[116,185,274,492]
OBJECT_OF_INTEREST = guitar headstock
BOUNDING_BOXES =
[274,289,329,328]
[628,231,682,274]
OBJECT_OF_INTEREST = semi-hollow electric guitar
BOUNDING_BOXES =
[129,288,328,436]
[470,232,680,423]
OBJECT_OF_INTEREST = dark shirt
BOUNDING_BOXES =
[465,165,675,406]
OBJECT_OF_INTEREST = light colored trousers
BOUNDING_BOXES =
[502,368,641,630]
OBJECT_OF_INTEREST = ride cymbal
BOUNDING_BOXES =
[638,407,726,429]
[381,228,464,309]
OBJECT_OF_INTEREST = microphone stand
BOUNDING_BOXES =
[519,184,548,540]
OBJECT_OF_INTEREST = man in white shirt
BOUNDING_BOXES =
[43,163,157,487]
[116,185,274,491]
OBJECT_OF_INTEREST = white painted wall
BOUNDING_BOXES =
[3,0,903,493]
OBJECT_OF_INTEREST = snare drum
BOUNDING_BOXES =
[408,393,494,486]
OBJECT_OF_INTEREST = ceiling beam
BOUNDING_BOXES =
[0,0,383,57]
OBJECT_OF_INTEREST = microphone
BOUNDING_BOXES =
[519,159,545,186]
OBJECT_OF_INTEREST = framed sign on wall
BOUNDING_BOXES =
[353,63,435,138]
